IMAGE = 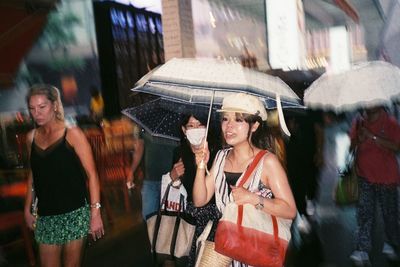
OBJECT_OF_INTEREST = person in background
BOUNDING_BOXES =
[193,93,296,266]
[315,112,350,218]
[140,131,177,219]
[285,112,319,216]
[125,122,144,191]
[24,84,104,267]
[89,85,104,123]
[167,112,220,267]
[349,106,400,266]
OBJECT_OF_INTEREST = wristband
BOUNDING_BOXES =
[197,161,206,170]
[255,195,264,210]
[90,202,101,209]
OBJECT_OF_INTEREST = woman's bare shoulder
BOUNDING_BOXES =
[262,151,286,176]
[262,151,279,165]
[66,126,87,145]
[67,125,83,133]
[26,129,36,144]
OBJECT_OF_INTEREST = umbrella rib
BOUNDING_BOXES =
[149,74,299,100]
[145,81,299,101]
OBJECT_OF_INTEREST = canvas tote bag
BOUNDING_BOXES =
[147,183,195,263]
[214,150,292,267]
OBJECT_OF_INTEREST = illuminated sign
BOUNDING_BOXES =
[329,26,350,73]
[266,0,306,70]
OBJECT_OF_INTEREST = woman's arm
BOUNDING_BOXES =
[24,130,36,230]
[262,154,296,219]
[231,153,296,219]
[24,172,36,230]
[67,127,104,240]
[192,142,215,207]
[360,126,400,152]
[126,138,144,187]
[375,136,399,152]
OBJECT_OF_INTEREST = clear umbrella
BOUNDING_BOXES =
[132,58,303,136]
[133,58,301,108]
[304,61,400,112]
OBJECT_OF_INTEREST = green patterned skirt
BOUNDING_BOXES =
[35,205,90,244]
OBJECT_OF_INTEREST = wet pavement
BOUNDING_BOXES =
[1,185,399,267]
[287,205,400,267]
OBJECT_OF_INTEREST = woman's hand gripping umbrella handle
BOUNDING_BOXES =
[197,90,214,175]
[195,141,210,175]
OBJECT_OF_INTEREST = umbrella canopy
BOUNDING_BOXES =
[304,61,400,112]
[122,98,219,142]
[132,58,302,109]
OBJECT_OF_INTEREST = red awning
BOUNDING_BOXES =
[0,4,51,88]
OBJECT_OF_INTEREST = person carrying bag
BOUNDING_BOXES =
[214,150,292,267]
[192,93,297,267]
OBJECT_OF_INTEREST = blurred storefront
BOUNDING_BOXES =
[0,0,101,170]
[0,0,397,169]
[0,0,399,265]
[93,1,164,117]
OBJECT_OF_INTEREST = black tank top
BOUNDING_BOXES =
[225,171,242,195]
[30,129,88,216]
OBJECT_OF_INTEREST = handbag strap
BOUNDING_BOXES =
[169,194,186,258]
[235,149,266,227]
[151,184,172,257]
[235,150,280,243]
[237,150,268,188]
[160,183,172,211]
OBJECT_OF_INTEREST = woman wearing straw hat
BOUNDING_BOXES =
[24,84,104,267]
[193,92,296,266]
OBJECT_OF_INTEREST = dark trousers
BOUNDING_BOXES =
[355,177,399,252]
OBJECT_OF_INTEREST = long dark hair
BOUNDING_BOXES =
[179,113,208,141]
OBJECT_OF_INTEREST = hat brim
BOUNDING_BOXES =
[217,107,267,121]
[216,107,254,114]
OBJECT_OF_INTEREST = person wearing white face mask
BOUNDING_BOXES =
[165,112,221,267]
[185,127,207,149]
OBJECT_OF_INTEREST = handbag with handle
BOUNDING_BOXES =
[214,150,292,267]
[195,221,232,267]
[147,183,195,264]
[335,149,359,205]
[161,172,188,212]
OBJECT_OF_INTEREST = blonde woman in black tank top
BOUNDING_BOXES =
[24,84,104,267]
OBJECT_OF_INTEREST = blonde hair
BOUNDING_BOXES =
[26,84,65,121]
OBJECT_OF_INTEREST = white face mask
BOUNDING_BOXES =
[185,128,206,146]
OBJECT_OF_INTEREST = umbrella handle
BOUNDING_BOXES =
[200,90,214,177]
[204,90,215,147]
